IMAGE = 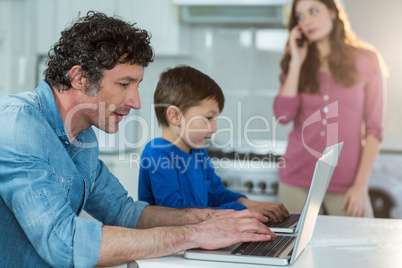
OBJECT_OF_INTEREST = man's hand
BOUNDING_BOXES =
[237,198,290,222]
[191,209,276,250]
[203,208,239,220]
[97,208,274,266]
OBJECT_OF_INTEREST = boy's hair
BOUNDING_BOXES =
[154,66,225,127]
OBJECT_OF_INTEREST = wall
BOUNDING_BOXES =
[0,0,37,95]
[1,0,402,199]
[344,0,402,150]
[135,26,292,151]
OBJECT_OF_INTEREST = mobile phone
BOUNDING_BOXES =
[296,32,307,47]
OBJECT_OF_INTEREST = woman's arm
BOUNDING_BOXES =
[278,26,308,97]
[342,49,386,217]
[342,135,381,217]
[279,61,303,97]
[273,26,308,123]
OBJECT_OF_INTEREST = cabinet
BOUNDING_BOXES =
[1,0,189,97]
[36,0,118,54]
[117,0,190,56]
[0,0,37,96]
[36,0,189,56]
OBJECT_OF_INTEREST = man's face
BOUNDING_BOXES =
[85,63,144,134]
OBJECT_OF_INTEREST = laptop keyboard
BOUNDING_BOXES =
[266,214,300,228]
[231,236,296,257]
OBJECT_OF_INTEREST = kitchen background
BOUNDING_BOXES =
[1,0,402,219]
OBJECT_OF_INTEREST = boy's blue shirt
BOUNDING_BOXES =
[138,138,247,210]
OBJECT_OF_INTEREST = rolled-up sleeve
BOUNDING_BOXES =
[273,74,301,124]
[273,95,301,124]
[363,52,385,141]
[73,217,103,267]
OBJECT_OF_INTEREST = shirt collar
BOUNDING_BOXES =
[34,80,70,142]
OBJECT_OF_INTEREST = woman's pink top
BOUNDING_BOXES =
[274,49,384,193]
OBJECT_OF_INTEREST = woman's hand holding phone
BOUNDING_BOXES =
[289,26,308,67]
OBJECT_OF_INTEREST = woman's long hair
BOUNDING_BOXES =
[280,0,380,94]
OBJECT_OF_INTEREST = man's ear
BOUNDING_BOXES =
[69,65,87,90]
[166,105,182,126]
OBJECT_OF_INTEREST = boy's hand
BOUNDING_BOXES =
[237,198,290,223]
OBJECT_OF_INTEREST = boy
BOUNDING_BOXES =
[138,66,289,221]
[0,13,274,267]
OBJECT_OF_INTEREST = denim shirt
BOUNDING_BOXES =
[0,80,148,267]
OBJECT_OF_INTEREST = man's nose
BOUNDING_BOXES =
[126,88,141,110]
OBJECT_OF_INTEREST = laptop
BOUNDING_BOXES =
[184,146,341,266]
[267,142,344,234]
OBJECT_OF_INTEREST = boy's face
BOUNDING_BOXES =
[180,98,220,151]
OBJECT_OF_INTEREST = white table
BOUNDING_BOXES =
[129,215,402,268]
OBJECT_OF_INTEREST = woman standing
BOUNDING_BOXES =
[274,0,386,217]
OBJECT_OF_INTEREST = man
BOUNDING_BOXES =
[0,11,274,267]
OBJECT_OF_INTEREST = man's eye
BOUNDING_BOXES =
[120,83,129,87]
[310,8,318,15]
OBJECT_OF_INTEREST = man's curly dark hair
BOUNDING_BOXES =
[44,11,154,95]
